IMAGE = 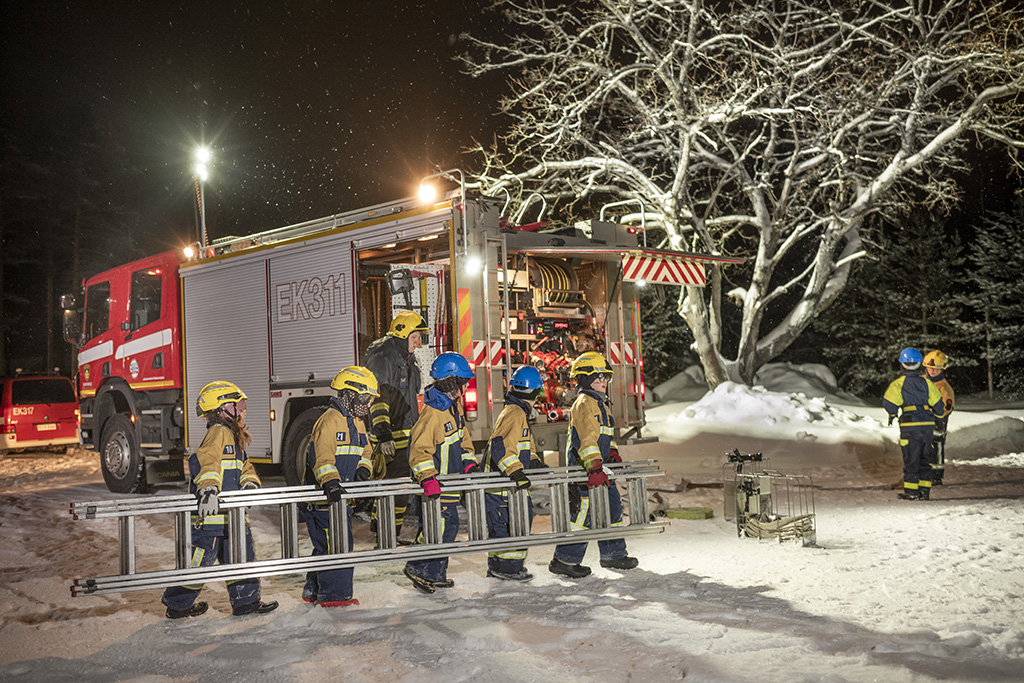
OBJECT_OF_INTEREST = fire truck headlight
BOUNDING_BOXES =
[637,279,647,287]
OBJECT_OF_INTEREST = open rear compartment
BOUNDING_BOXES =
[355,234,452,389]
[491,246,645,460]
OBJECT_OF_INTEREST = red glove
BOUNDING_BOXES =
[587,464,609,488]
[422,477,441,498]
[463,462,482,474]
[607,447,622,463]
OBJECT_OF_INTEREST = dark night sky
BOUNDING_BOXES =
[2,1,508,253]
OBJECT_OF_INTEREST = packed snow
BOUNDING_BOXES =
[1,364,1023,682]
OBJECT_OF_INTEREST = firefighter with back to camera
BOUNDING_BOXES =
[483,365,547,582]
[403,352,478,594]
[549,352,638,578]
[161,381,279,619]
[883,347,946,500]
[300,366,378,608]
[923,350,955,486]
[362,310,429,540]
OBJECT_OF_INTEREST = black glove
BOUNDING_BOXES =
[509,469,531,490]
[323,479,346,503]
[463,462,482,474]
[530,458,548,470]
[945,399,953,411]
[379,440,396,458]
[354,466,371,482]
[887,414,895,426]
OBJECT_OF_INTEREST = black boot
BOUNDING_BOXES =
[232,600,279,616]
[166,601,209,619]
[600,556,639,570]
[549,558,592,578]
[897,491,921,500]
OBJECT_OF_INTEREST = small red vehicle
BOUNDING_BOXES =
[0,374,80,453]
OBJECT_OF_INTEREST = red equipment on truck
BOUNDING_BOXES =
[63,187,741,493]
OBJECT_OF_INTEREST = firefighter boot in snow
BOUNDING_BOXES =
[600,556,639,570]
[549,558,592,578]
[166,601,209,619]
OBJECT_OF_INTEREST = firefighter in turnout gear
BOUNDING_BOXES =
[483,366,546,582]
[161,382,279,619]
[362,310,429,538]
[923,350,955,485]
[550,353,638,578]
[300,367,378,607]
[883,348,947,500]
[403,353,477,593]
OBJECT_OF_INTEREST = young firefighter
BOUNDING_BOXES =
[161,382,279,619]
[300,367,378,607]
[483,365,546,582]
[923,350,955,485]
[882,348,946,500]
[362,310,430,539]
[550,352,638,578]
[403,352,478,593]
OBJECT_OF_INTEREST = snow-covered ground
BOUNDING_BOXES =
[2,365,1023,682]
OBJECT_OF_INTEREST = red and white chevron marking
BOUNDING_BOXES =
[608,342,636,365]
[622,254,705,286]
[471,341,505,367]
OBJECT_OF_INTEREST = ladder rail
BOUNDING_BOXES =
[70,463,664,597]
[73,525,666,596]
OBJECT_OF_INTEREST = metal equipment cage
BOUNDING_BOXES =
[722,449,816,546]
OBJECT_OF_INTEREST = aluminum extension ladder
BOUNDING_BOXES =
[70,461,666,596]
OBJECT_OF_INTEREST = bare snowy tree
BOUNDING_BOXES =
[459,0,1024,387]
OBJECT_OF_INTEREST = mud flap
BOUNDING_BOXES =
[145,455,185,485]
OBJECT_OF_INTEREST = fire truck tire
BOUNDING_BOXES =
[100,414,146,494]
[282,407,325,487]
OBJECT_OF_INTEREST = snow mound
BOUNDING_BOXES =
[669,381,875,434]
[651,362,865,405]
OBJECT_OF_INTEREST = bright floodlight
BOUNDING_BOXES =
[195,163,208,181]
[183,245,196,259]
[418,183,437,204]
[196,146,211,164]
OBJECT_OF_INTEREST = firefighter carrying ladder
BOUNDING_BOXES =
[70,461,665,596]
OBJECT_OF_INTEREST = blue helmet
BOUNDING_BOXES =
[509,366,543,399]
[509,366,543,391]
[430,352,474,380]
[898,347,923,364]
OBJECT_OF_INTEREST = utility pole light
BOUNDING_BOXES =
[193,146,211,248]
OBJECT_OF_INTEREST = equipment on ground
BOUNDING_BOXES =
[723,449,816,546]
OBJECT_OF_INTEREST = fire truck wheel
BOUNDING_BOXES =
[282,407,326,487]
[100,414,146,493]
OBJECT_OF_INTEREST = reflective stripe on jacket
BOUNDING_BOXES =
[566,389,617,471]
[882,372,946,431]
[408,386,476,486]
[188,422,260,533]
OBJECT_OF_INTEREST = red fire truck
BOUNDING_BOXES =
[63,189,740,493]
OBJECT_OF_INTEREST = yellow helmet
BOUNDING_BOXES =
[330,366,380,396]
[196,381,247,416]
[570,352,612,378]
[387,310,429,340]
[923,350,949,370]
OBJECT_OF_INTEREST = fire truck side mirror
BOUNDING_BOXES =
[62,307,84,347]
